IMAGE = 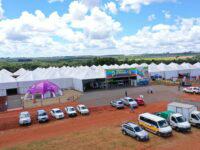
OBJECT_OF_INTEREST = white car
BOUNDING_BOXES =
[110,99,124,109]
[50,108,65,119]
[37,109,49,123]
[122,97,138,108]
[76,104,89,115]
[65,106,77,117]
[183,87,200,94]
[19,111,31,126]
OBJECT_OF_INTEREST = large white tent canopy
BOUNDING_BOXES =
[0,62,200,95]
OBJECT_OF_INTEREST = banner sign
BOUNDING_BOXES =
[105,67,148,79]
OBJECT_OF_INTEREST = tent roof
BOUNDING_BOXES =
[0,69,13,76]
[14,68,27,76]
[27,80,60,95]
[0,71,16,83]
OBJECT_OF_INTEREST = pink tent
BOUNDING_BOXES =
[27,80,60,99]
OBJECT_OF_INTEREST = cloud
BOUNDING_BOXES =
[0,0,4,19]
[148,14,156,21]
[47,0,65,3]
[0,1,122,57]
[162,10,171,19]
[118,0,176,13]
[67,1,88,20]
[117,18,200,54]
[81,0,101,9]
[0,0,199,57]
[105,2,118,14]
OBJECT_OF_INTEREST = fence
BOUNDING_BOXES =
[23,90,82,109]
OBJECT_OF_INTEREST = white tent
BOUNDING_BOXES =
[1,62,200,96]
[0,69,13,76]
[0,71,17,96]
[13,68,27,76]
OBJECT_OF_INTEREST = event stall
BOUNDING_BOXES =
[0,62,200,96]
[25,81,62,99]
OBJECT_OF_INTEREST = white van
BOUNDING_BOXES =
[138,113,172,137]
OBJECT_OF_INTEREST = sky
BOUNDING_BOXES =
[0,0,200,57]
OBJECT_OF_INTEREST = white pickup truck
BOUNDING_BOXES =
[168,102,200,128]
[183,87,200,94]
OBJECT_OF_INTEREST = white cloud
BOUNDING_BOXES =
[67,1,88,20]
[117,18,200,54]
[47,0,64,3]
[81,0,101,9]
[148,14,156,21]
[118,0,176,13]
[0,1,122,57]
[105,2,118,14]
[162,10,171,19]
[0,0,199,57]
[0,0,4,19]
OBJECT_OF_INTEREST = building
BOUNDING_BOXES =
[0,62,200,97]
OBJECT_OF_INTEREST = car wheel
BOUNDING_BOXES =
[122,130,127,135]
[136,136,140,141]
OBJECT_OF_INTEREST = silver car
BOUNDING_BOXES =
[121,122,149,141]
[37,109,49,123]
[19,111,31,126]
[122,97,138,108]
[65,106,77,117]
[110,99,124,109]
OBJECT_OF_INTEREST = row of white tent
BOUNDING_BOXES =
[1,62,200,96]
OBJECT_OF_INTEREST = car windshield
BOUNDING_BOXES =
[128,99,133,102]
[118,101,123,104]
[55,110,62,113]
[196,113,200,120]
[176,116,185,123]
[21,114,29,118]
[39,112,47,116]
[81,106,87,110]
[158,120,168,128]
[134,126,143,132]
[69,107,75,111]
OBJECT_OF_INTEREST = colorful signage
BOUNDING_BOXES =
[105,67,148,79]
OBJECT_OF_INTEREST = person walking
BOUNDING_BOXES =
[125,90,128,97]
[130,103,134,112]
[178,84,181,91]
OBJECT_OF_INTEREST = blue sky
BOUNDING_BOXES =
[0,0,200,57]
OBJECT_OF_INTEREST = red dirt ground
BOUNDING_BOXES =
[0,100,199,150]
[0,101,168,149]
[180,93,200,102]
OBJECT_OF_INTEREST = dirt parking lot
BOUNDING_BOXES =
[0,85,200,150]
[0,101,200,150]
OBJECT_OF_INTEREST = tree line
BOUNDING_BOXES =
[0,55,200,72]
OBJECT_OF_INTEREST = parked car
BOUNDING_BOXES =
[122,97,138,107]
[19,111,31,126]
[50,108,65,119]
[155,111,191,132]
[65,106,77,117]
[190,110,200,128]
[36,109,49,123]
[110,99,124,109]
[135,97,145,105]
[76,104,89,115]
[138,113,172,137]
[183,87,200,94]
[167,102,198,130]
[121,122,149,141]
